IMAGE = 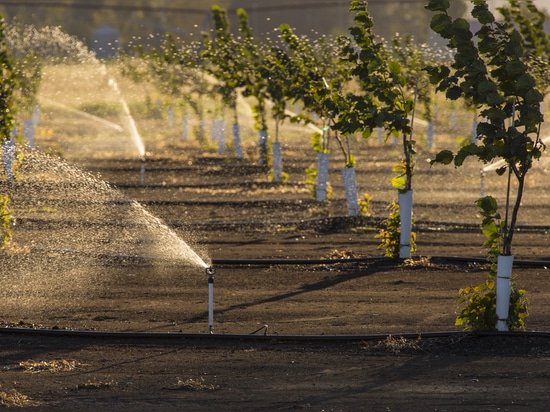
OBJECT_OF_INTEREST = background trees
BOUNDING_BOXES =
[0,0,470,52]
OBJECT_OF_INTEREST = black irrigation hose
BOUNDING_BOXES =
[212,255,550,268]
[1,326,550,344]
[2,253,549,343]
[22,246,550,268]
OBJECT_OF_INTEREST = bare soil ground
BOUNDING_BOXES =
[1,139,550,411]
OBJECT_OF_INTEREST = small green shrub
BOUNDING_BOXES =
[0,194,13,247]
[304,165,332,200]
[358,193,372,216]
[375,200,416,258]
[455,196,529,331]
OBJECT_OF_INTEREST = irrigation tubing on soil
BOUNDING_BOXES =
[23,246,550,268]
[1,327,550,344]
[3,251,550,343]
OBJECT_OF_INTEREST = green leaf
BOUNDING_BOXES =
[477,195,498,215]
[430,150,454,165]
[451,18,471,35]
[505,60,527,76]
[472,4,495,25]
[388,60,401,75]
[485,92,505,106]
[516,74,536,93]
[430,13,453,35]
[446,86,462,100]
[425,0,450,12]
[391,175,407,190]
[477,80,497,95]
[525,89,543,104]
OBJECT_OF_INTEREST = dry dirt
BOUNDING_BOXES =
[1,139,550,411]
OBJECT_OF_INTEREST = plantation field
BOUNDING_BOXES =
[1,129,550,410]
[4,0,550,407]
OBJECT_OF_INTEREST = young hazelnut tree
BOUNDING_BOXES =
[426,0,545,331]
[334,1,417,254]
[0,14,16,246]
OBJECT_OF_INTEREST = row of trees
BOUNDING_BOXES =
[2,1,549,331]
[198,0,548,331]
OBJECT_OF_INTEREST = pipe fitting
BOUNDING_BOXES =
[205,266,216,276]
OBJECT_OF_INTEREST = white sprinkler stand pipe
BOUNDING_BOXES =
[205,266,217,334]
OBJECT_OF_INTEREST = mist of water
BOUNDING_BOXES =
[0,151,210,317]
[104,68,146,158]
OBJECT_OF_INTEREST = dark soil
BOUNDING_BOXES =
[1,140,550,411]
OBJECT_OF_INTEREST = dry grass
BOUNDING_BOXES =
[19,359,88,373]
[373,335,422,354]
[327,249,356,259]
[0,388,39,407]
[403,256,432,267]
[75,379,117,390]
[172,376,219,391]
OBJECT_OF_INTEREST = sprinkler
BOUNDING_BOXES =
[140,156,145,186]
[205,266,217,334]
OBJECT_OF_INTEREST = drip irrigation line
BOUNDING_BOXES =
[15,212,550,233]
[1,327,549,344]
[212,256,550,268]
[24,247,550,269]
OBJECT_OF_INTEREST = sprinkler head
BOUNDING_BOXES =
[205,266,216,276]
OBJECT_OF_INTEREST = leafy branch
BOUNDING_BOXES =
[426,0,545,256]
[334,1,415,190]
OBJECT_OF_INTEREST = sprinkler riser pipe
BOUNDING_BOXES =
[399,190,413,259]
[496,255,514,332]
[208,278,214,334]
[140,161,145,186]
[206,266,216,334]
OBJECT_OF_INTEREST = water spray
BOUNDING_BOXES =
[205,266,217,334]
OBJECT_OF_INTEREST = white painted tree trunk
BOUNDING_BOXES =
[167,107,174,129]
[3,129,15,180]
[342,167,359,216]
[316,152,329,201]
[496,254,514,332]
[399,190,413,258]
[258,130,268,166]
[217,119,225,155]
[23,120,34,149]
[426,121,433,151]
[182,112,189,141]
[233,123,242,159]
